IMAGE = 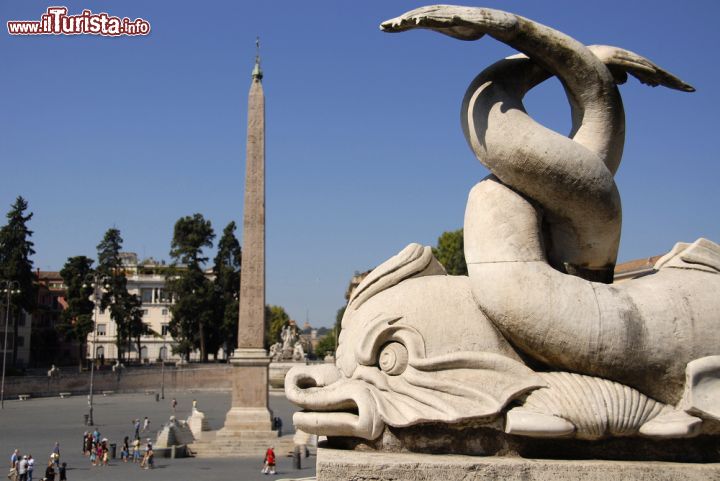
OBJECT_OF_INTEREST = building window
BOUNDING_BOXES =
[161,324,170,336]
[97,324,106,336]
[141,288,153,304]
[96,346,104,358]
[141,309,148,316]
[16,336,24,348]
[157,288,169,303]
[159,346,168,360]
[140,346,148,360]
[161,308,168,316]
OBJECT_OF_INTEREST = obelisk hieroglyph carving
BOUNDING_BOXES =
[220,39,276,436]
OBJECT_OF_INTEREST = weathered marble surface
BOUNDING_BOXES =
[285,4,720,455]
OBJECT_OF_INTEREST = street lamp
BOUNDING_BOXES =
[160,309,168,400]
[83,273,109,426]
[160,341,166,401]
[0,280,20,409]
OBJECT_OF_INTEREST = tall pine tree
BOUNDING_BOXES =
[166,214,215,362]
[213,221,242,358]
[58,256,95,371]
[96,228,140,361]
[0,196,36,366]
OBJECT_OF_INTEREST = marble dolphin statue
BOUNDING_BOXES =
[286,5,720,443]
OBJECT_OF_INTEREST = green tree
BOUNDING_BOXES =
[432,228,467,275]
[314,306,345,359]
[0,196,37,366]
[335,306,345,330]
[58,256,95,371]
[170,214,214,266]
[213,222,242,358]
[265,305,290,349]
[314,334,335,359]
[96,228,135,361]
[126,293,151,359]
[166,214,215,362]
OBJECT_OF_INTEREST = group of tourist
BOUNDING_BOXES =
[82,430,109,466]
[118,436,154,469]
[8,445,67,481]
[82,421,154,469]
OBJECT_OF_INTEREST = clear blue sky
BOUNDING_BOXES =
[2,1,719,328]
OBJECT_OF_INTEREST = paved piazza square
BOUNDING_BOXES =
[0,390,315,481]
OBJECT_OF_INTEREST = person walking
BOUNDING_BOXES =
[58,463,67,481]
[51,443,60,469]
[8,449,19,481]
[120,437,129,462]
[142,448,154,470]
[140,439,152,469]
[262,446,276,475]
[102,439,110,466]
[43,461,54,481]
[171,398,177,413]
[133,419,140,439]
[26,455,33,481]
[16,456,27,481]
[132,438,141,463]
[10,448,19,469]
[84,434,92,457]
[142,416,150,433]
[273,417,283,437]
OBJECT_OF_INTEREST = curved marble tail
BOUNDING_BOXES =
[382,6,693,280]
[463,177,720,405]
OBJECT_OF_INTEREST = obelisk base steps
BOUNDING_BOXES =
[201,348,277,455]
[219,407,273,433]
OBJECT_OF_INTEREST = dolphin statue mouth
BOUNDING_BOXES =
[286,364,384,439]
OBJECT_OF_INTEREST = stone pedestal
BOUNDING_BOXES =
[191,349,278,457]
[187,409,209,439]
[218,348,276,435]
[316,448,720,481]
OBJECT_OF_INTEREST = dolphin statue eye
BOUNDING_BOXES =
[378,342,409,375]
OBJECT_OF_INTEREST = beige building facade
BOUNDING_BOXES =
[86,253,202,363]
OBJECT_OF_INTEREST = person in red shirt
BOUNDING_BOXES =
[262,446,276,475]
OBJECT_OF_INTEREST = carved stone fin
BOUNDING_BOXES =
[639,409,702,438]
[347,244,446,312]
[654,238,720,273]
[505,407,575,437]
[681,355,720,420]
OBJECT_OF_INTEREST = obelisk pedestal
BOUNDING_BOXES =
[220,349,274,433]
[215,44,278,449]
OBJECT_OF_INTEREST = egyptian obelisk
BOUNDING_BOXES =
[219,39,277,441]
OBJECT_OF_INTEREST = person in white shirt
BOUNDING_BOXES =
[26,455,34,481]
